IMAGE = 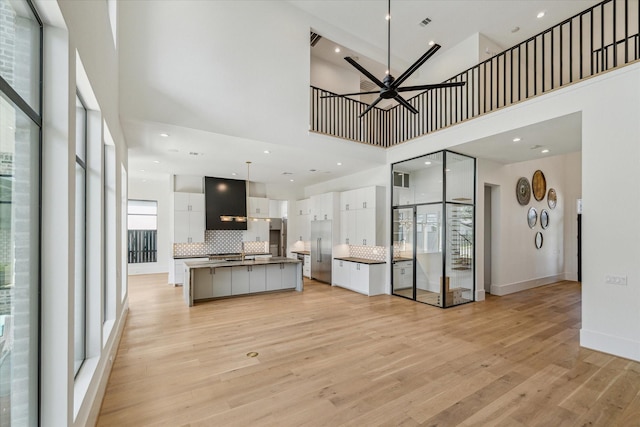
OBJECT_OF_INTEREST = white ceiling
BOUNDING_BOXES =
[120,1,596,190]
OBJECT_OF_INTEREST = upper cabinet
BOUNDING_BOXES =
[339,186,384,246]
[311,192,337,221]
[174,192,205,243]
[293,199,311,242]
[248,197,269,218]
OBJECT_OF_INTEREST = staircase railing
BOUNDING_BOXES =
[310,0,640,148]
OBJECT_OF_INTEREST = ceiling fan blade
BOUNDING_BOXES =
[320,90,381,98]
[393,95,418,114]
[392,44,442,88]
[359,96,383,118]
[396,82,466,92]
[345,57,386,88]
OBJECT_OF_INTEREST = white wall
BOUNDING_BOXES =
[310,55,360,96]
[478,152,581,296]
[128,175,172,275]
[388,62,640,362]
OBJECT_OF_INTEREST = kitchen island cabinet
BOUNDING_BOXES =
[183,257,302,306]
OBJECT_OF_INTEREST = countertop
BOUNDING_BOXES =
[174,253,271,260]
[184,257,302,269]
[291,250,310,255]
[334,257,386,265]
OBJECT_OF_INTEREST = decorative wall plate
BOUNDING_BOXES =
[532,170,547,201]
[535,232,543,249]
[527,207,538,229]
[540,209,549,229]
[548,188,557,209]
[516,177,531,205]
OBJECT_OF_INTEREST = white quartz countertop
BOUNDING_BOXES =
[184,257,301,269]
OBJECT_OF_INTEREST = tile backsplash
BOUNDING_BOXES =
[173,230,243,256]
[349,245,386,262]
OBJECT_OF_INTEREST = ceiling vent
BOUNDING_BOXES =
[310,31,322,47]
[360,80,377,92]
[419,17,432,27]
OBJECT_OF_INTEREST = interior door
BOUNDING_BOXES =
[415,204,443,307]
[392,207,415,299]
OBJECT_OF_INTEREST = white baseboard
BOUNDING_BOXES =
[580,328,640,362]
[490,273,566,296]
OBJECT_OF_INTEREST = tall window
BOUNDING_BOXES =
[74,94,87,375]
[127,200,158,263]
[0,0,41,424]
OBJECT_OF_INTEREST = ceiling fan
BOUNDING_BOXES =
[322,0,465,118]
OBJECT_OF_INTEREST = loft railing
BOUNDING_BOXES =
[310,0,640,148]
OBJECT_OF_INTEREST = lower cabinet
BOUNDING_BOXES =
[266,263,297,291]
[231,265,266,295]
[303,255,311,278]
[332,259,385,296]
[191,262,300,302]
[193,267,232,300]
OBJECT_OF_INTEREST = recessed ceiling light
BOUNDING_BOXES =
[541,149,550,153]
[337,162,342,166]
[537,11,545,18]
[445,168,451,172]
[142,179,147,183]
[231,172,237,176]
[334,47,340,53]
[290,179,294,182]
[385,14,390,21]
[428,40,435,46]
[425,161,432,165]
[160,133,169,137]
[264,150,270,154]
[140,169,145,172]
[153,160,160,164]
[511,26,520,33]
[513,137,521,142]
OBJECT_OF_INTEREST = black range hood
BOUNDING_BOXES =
[205,176,247,230]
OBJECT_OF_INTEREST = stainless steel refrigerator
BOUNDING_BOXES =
[311,220,332,284]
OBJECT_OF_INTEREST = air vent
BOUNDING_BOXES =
[360,80,377,92]
[419,17,432,27]
[310,31,322,47]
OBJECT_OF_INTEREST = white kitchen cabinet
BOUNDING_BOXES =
[332,259,385,296]
[332,259,350,287]
[173,192,205,243]
[243,219,269,242]
[303,255,311,278]
[248,197,269,218]
[248,265,267,293]
[311,192,337,221]
[172,257,208,285]
[293,199,310,242]
[393,261,413,290]
[338,186,384,246]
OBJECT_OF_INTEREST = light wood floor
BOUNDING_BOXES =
[97,276,640,426]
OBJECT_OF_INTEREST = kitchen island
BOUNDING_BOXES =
[183,257,303,306]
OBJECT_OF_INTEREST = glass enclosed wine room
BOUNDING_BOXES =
[391,150,476,308]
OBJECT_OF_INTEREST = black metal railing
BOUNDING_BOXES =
[128,230,157,263]
[311,0,640,147]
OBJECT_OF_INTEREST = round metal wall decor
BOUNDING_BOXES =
[540,209,550,229]
[532,170,547,201]
[548,188,557,209]
[516,177,531,205]
[535,232,543,249]
[527,207,538,229]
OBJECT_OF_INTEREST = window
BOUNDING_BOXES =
[103,124,116,325]
[0,0,42,424]
[74,94,87,376]
[127,200,157,263]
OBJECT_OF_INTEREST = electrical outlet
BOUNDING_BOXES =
[605,275,627,285]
